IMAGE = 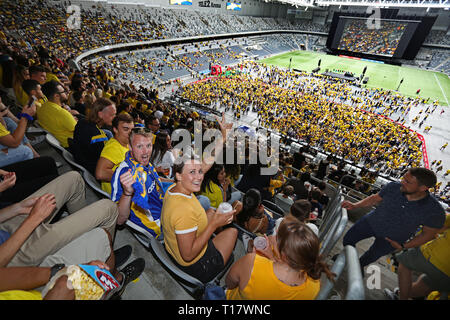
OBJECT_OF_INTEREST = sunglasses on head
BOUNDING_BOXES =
[131,127,152,133]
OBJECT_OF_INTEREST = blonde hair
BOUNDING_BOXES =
[87,97,115,124]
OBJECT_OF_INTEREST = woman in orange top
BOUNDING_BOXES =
[225,216,335,300]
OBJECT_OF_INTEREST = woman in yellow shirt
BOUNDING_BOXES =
[199,163,242,210]
[161,113,237,283]
[226,216,335,300]
[161,157,238,283]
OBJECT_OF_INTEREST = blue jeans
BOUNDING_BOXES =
[197,195,211,211]
[3,117,29,145]
[343,215,395,269]
[228,191,242,205]
[0,117,33,167]
[197,192,242,212]
[0,145,33,167]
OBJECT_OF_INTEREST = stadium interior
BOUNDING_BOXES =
[0,0,449,303]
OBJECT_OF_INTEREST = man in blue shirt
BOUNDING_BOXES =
[111,128,173,240]
[342,167,445,272]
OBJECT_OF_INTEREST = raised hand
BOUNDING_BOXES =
[120,170,135,196]
[216,112,233,132]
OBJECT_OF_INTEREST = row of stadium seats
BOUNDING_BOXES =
[81,33,329,89]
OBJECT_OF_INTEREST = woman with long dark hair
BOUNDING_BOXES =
[199,163,242,210]
[150,130,174,178]
[235,188,275,236]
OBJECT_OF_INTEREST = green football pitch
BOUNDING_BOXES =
[260,51,450,107]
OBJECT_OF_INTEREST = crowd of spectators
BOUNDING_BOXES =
[1,27,341,299]
[424,30,450,46]
[179,61,425,178]
[0,0,329,62]
[338,19,407,56]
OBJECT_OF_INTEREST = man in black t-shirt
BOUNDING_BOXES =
[70,98,116,175]
[342,168,445,271]
[292,147,306,170]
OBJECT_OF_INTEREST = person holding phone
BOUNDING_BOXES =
[0,96,39,167]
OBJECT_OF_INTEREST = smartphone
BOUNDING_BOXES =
[27,96,37,107]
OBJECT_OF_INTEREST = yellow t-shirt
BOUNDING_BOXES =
[226,254,320,300]
[420,214,450,277]
[268,179,284,197]
[0,122,10,138]
[0,290,42,300]
[199,181,223,209]
[36,101,77,148]
[14,85,29,107]
[127,97,138,108]
[99,138,129,194]
[161,184,208,267]
[46,73,60,83]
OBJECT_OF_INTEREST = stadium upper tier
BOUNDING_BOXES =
[0,0,447,63]
[84,34,328,87]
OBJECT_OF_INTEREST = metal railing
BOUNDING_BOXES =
[320,203,348,258]
[319,193,343,241]
[316,245,365,300]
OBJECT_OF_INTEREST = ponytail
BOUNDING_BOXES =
[306,256,336,281]
[277,216,336,282]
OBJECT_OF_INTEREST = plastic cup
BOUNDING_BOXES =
[161,163,171,176]
[253,236,267,251]
[217,202,233,214]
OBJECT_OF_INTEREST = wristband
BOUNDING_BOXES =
[18,113,34,121]
[123,192,133,196]
[50,263,66,280]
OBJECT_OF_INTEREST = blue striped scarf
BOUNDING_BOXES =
[124,151,164,211]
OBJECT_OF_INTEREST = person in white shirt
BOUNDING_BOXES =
[274,184,295,215]
[273,199,319,237]
[150,131,175,179]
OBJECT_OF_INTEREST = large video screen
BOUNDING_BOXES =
[329,16,420,59]
[226,2,241,10]
[170,0,192,5]
[338,18,407,57]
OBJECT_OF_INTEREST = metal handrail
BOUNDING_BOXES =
[344,245,365,300]
[320,206,348,258]
[319,194,343,239]
[316,245,365,300]
[289,165,380,199]
[316,249,345,300]
[338,174,381,197]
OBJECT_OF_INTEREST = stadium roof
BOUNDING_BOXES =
[275,0,449,9]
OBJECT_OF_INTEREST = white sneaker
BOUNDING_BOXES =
[383,288,399,300]
[27,127,46,133]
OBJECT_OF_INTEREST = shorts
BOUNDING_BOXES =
[39,228,111,267]
[178,239,225,283]
[395,248,450,292]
